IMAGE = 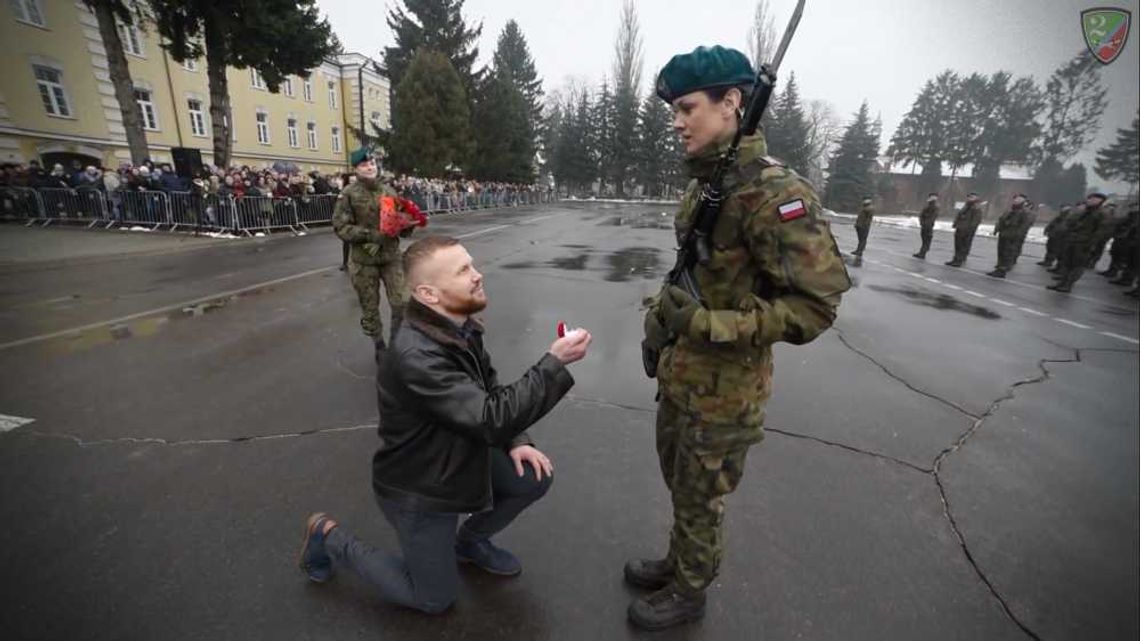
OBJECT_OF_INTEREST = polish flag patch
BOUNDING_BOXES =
[778,199,807,222]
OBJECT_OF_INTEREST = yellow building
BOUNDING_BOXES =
[0,0,390,174]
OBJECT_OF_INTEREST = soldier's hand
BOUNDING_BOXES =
[363,242,381,257]
[661,285,706,337]
[549,328,591,365]
[643,297,669,346]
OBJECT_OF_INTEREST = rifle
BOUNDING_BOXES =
[642,0,805,378]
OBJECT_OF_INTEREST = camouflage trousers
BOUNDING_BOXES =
[916,226,933,256]
[348,260,407,340]
[656,397,756,594]
[995,235,1026,270]
[952,228,977,263]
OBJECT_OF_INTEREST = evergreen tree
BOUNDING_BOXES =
[492,20,543,130]
[635,93,676,197]
[550,86,596,194]
[471,74,533,182]
[825,101,880,211]
[383,0,483,99]
[85,0,148,164]
[1033,51,1108,165]
[592,80,616,194]
[389,49,472,177]
[1094,111,1139,194]
[887,70,960,193]
[609,0,644,196]
[150,0,336,167]
[764,72,812,173]
[966,72,1044,198]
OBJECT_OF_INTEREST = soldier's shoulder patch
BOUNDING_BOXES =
[777,199,807,222]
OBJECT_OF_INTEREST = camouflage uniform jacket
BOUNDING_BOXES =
[855,204,874,229]
[952,202,983,232]
[655,135,851,444]
[919,202,939,229]
[1067,204,1112,248]
[995,205,1032,239]
[1044,208,1073,237]
[332,178,403,266]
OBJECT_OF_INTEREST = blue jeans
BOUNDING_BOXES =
[324,448,552,614]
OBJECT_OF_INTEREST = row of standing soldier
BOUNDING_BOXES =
[853,191,1138,296]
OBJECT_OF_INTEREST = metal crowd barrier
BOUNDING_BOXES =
[1,187,43,221]
[0,185,556,234]
[36,187,108,226]
[118,190,171,228]
[293,194,337,229]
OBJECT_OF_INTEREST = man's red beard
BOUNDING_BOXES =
[442,295,486,316]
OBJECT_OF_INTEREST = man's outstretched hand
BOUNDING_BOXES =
[549,328,592,365]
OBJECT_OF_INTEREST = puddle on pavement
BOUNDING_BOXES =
[549,253,589,270]
[47,285,278,354]
[603,211,673,229]
[606,247,663,282]
[867,284,1001,320]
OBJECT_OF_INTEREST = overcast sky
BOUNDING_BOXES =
[320,0,1139,189]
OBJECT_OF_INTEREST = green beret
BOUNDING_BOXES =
[655,46,755,103]
[349,147,371,167]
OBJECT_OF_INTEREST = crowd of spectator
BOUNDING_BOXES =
[0,159,552,207]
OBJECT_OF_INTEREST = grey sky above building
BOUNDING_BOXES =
[320,0,1139,191]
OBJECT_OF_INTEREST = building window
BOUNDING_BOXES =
[188,99,207,136]
[287,118,299,148]
[251,68,265,89]
[12,0,44,26]
[134,88,158,130]
[327,80,337,109]
[306,122,317,150]
[120,23,143,57]
[303,78,313,102]
[256,112,270,144]
[370,110,382,125]
[283,77,293,97]
[331,126,341,153]
[183,58,198,72]
[33,65,70,117]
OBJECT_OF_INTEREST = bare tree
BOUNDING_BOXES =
[747,0,777,69]
[805,99,841,185]
[612,0,643,97]
[609,0,643,195]
[85,0,149,164]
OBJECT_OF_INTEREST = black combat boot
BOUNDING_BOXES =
[628,583,706,631]
[623,558,674,590]
[912,252,926,259]
[986,268,1006,278]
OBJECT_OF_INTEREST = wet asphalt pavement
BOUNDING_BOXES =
[0,204,1136,641]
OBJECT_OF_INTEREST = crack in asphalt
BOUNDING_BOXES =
[927,351,1081,641]
[833,329,980,419]
[17,422,375,448]
[764,427,932,474]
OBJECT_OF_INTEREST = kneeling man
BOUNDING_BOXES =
[298,235,592,614]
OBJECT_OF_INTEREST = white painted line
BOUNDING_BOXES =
[0,265,337,352]
[963,290,986,298]
[1100,331,1140,345]
[520,213,565,224]
[992,299,1017,307]
[1018,307,1048,317]
[457,224,510,239]
[944,284,963,291]
[923,277,942,284]
[908,272,925,278]
[1054,318,1092,330]
[0,414,35,433]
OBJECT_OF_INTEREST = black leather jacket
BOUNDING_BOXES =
[373,299,574,512]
